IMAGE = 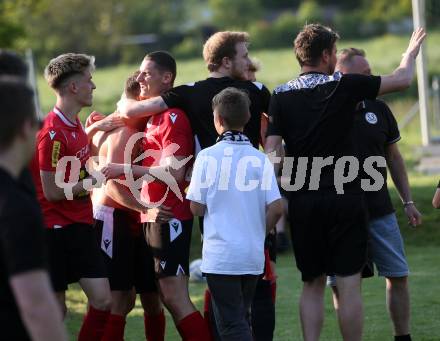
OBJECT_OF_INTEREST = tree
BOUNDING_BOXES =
[209,0,263,29]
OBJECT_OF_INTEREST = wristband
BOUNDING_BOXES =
[403,201,414,207]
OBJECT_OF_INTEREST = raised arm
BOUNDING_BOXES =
[379,28,427,95]
[117,96,169,119]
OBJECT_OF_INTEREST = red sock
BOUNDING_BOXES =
[101,314,126,341]
[177,311,212,341]
[144,310,166,341]
[78,306,110,341]
[203,289,214,339]
[271,281,277,304]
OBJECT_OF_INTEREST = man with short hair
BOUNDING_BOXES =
[103,51,211,341]
[329,47,421,341]
[115,32,271,338]
[0,77,67,341]
[117,31,270,150]
[30,53,112,341]
[265,24,425,341]
[88,68,169,341]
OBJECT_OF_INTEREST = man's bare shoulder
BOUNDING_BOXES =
[108,125,138,140]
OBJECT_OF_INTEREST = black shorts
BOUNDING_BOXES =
[143,218,193,278]
[45,223,107,292]
[133,232,157,293]
[288,192,368,282]
[94,207,156,293]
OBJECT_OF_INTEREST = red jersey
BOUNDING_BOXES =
[140,108,194,222]
[30,108,93,228]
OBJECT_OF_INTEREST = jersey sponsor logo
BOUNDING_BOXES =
[75,144,90,160]
[365,112,378,125]
[169,218,182,242]
[176,264,186,275]
[160,261,167,270]
[49,130,56,140]
[51,141,61,167]
[169,112,178,124]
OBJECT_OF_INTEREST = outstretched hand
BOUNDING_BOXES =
[405,27,427,59]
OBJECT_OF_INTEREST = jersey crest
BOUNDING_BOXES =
[365,112,378,125]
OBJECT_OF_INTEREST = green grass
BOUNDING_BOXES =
[35,32,440,340]
[64,237,440,340]
[61,114,440,340]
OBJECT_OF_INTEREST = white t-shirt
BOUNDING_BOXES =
[186,139,281,275]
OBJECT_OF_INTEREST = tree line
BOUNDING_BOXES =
[0,0,423,67]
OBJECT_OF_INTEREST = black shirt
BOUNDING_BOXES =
[0,168,47,341]
[161,77,271,149]
[268,72,381,193]
[18,168,36,196]
[354,99,400,219]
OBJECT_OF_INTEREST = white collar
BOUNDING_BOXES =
[53,107,77,127]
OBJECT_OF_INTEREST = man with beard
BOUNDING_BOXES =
[264,24,425,341]
[117,31,270,151]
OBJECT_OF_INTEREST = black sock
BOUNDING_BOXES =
[395,335,411,341]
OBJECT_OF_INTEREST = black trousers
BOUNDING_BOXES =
[206,274,259,341]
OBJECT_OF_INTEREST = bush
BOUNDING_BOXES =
[248,12,300,50]
[272,12,302,45]
[333,11,364,39]
[248,21,276,49]
[296,0,324,26]
[173,36,202,59]
[334,10,387,39]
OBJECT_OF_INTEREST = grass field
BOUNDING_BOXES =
[34,32,440,340]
